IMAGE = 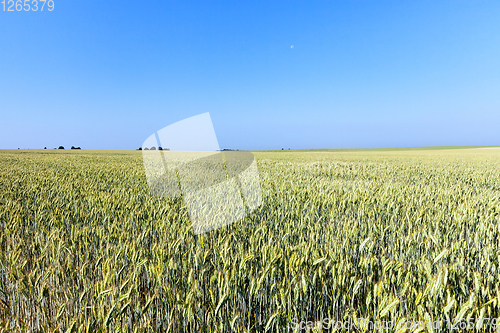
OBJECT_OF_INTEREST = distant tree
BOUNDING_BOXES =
[158,147,163,150]
[58,146,65,149]
[150,147,156,150]
[44,147,47,149]
[71,146,75,149]
[281,148,284,150]
[144,147,149,151]
[137,147,142,150]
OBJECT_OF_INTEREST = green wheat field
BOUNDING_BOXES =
[1,148,500,332]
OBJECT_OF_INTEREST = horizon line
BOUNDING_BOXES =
[2,145,500,152]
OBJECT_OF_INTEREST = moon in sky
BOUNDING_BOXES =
[291,45,294,49]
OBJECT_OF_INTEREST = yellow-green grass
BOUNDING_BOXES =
[0,148,499,331]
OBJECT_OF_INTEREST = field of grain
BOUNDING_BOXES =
[1,148,500,332]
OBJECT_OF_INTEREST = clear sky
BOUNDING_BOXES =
[1,1,499,150]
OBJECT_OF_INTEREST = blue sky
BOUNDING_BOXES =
[1,0,499,150]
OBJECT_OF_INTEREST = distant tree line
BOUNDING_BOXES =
[138,147,169,151]
[42,146,82,150]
